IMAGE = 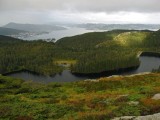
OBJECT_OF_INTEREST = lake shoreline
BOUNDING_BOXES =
[140,51,160,57]
[71,65,140,77]
[3,52,160,83]
[2,69,41,76]
[72,51,160,77]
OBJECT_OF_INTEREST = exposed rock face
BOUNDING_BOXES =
[128,101,139,105]
[152,93,160,100]
[112,113,160,120]
[112,116,136,120]
[134,113,160,120]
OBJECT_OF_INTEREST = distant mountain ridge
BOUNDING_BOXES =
[76,23,160,30]
[3,22,67,33]
[0,27,27,35]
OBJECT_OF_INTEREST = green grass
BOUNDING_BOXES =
[114,32,148,47]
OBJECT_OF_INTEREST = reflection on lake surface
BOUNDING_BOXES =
[121,56,160,75]
[7,70,88,83]
[7,56,160,83]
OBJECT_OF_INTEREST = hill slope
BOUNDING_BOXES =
[0,35,63,75]
[4,22,67,32]
[56,30,160,74]
[0,27,27,35]
[0,29,160,75]
[0,73,160,119]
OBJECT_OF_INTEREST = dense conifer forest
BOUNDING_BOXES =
[0,30,160,75]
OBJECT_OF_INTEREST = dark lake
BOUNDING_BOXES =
[6,56,160,83]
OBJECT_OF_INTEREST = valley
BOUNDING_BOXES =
[0,29,160,120]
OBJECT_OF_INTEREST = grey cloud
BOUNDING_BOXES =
[0,0,160,25]
[0,0,159,13]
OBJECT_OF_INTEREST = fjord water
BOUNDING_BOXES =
[22,27,158,41]
[7,56,160,83]
[24,27,94,40]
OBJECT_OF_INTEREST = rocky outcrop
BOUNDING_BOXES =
[112,113,160,120]
[152,93,160,100]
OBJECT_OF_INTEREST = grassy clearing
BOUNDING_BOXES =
[114,32,149,47]
[54,60,77,67]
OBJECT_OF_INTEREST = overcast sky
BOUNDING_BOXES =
[0,0,160,25]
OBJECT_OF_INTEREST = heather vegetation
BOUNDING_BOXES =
[0,73,160,119]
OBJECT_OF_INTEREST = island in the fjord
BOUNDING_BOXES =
[0,29,160,120]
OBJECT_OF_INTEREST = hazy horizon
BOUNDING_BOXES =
[0,0,160,26]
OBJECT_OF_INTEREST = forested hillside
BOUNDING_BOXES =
[0,35,63,75]
[0,29,160,75]
[4,22,66,32]
[59,30,160,74]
